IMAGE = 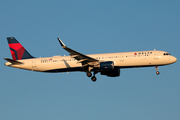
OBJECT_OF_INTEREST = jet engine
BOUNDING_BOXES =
[99,61,114,70]
[101,69,120,77]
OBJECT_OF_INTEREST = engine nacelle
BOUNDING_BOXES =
[101,69,120,77]
[100,61,114,70]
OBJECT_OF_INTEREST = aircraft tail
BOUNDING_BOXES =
[4,58,23,65]
[7,37,34,60]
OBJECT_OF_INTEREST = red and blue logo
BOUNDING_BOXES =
[7,37,34,60]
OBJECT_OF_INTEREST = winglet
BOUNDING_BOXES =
[57,38,66,48]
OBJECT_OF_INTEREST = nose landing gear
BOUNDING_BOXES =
[155,66,160,75]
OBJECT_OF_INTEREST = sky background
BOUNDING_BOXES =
[0,0,180,120]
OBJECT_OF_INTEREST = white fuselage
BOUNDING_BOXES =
[5,50,177,72]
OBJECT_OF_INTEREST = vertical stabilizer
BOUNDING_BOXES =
[7,37,34,60]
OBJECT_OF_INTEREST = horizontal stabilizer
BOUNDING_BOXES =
[4,58,23,65]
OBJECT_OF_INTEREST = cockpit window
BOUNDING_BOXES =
[163,53,171,55]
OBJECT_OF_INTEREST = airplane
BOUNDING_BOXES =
[4,37,177,82]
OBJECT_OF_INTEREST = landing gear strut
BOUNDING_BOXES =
[86,67,93,77]
[155,66,160,75]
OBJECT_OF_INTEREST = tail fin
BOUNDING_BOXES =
[7,37,34,60]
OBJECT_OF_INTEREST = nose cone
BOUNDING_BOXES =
[171,56,177,63]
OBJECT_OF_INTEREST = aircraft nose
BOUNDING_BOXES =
[171,56,177,63]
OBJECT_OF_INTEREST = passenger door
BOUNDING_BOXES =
[32,59,36,68]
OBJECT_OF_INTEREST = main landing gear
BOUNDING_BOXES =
[91,76,97,82]
[87,72,92,77]
[86,71,98,82]
[155,66,160,75]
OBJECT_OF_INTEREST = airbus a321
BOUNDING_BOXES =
[4,37,177,82]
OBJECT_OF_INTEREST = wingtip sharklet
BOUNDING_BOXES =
[57,38,66,47]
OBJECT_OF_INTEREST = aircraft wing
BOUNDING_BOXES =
[57,38,99,64]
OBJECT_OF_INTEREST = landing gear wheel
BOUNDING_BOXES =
[156,71,160,75]
[87,72,92,77]
[91,76,97,82]
[155,66,160,75]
